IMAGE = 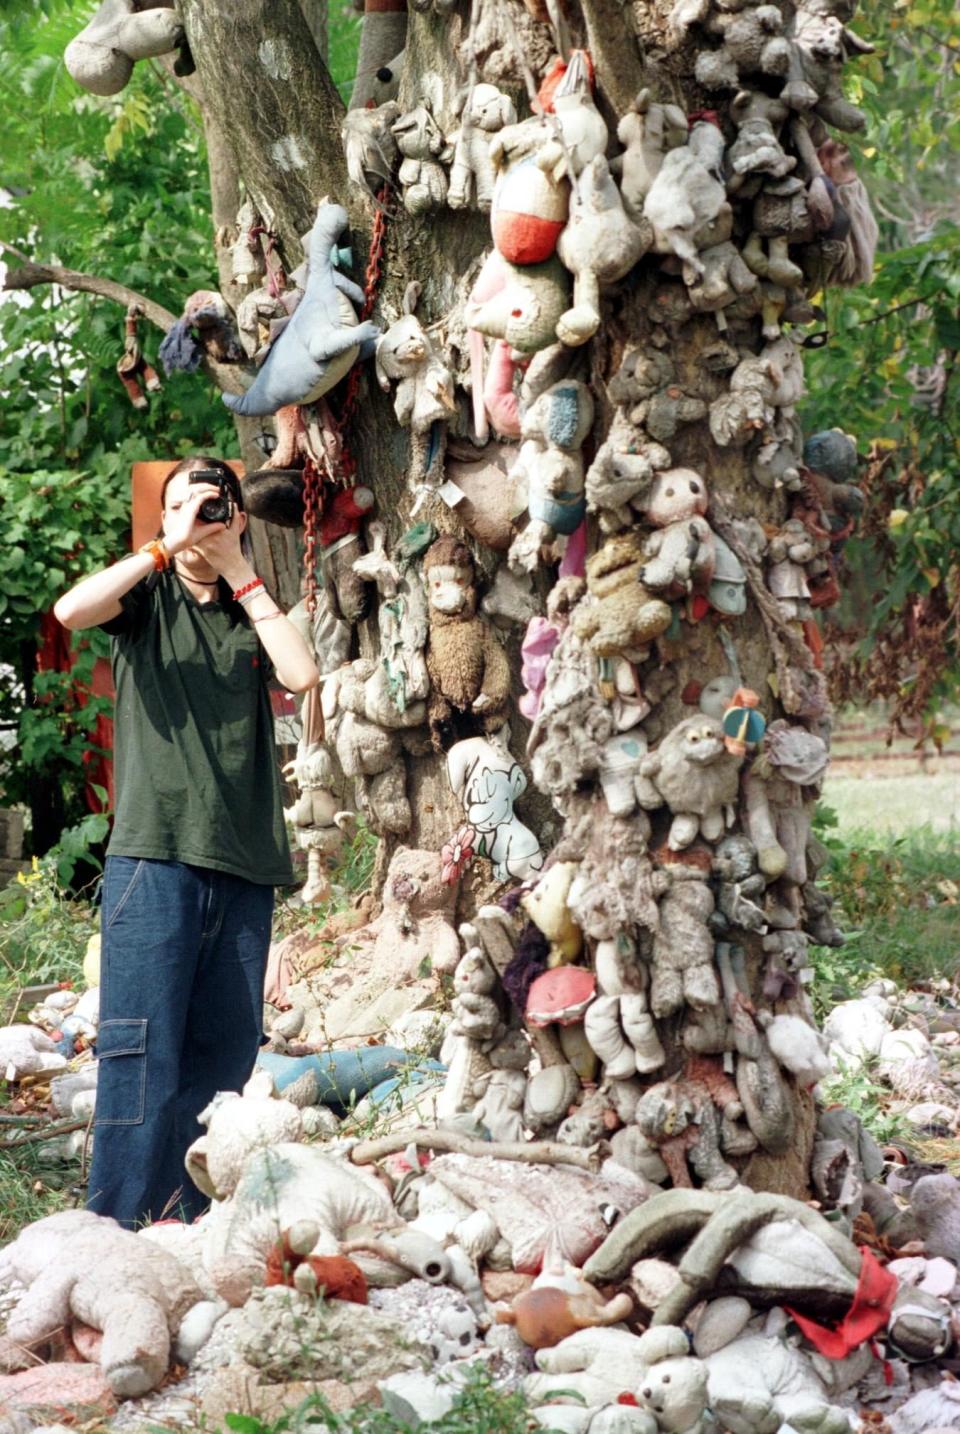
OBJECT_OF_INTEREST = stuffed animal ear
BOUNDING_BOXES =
[403,280,422,316]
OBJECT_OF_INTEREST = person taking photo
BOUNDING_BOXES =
[54,456,319,1227]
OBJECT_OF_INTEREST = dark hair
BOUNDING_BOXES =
[160,456,253,566]
[160,455,245,512]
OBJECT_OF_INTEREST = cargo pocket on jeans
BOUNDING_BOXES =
[94,1018,147,1126]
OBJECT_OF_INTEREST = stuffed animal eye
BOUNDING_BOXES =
[663,1375,671,1384]
[460,1332,472,1345]
[689,481,700,493]
[511,308,523,318]
[665,487,675,497]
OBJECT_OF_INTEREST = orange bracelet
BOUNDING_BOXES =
[138,538,170,572]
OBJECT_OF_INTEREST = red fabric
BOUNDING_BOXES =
[492,211,566,266]
[37,610,114,812]
[265,1236,368,1304]
[786,1247,898,1360]
[537,51,596,112]
[319,486,374,547]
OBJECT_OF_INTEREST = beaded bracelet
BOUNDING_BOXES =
[233,576,264,602]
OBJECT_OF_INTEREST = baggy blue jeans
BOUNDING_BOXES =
[86,856,274,1228]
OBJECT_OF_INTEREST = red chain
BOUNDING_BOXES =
[300,190,389,604]
[302,455,321,616]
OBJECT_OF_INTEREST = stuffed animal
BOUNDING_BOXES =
[223,203,380,417]
[612,90,688,221]
[632,1325,711,1433]
[525,1326,658,1408]
[497,1267,633,1350]
[692,3,791,94]
[572,533,673,659]
[726,91,796,189]
[0,1209,204,1397]
[792,0,874,133]
[465,250,573,440]
[392,103,451,214]
[639,468,715,596]
[341,100,400,196]
[643,137,727,272]
[64,0,183,96]
[375,284,455,487]
[508,380,594,571]
[0,1024,68,1081]
[448,84,518,211]
[555,154,651,346]
[639,717,743,850]
[650,858,720,1018]
[489,115,571,265]
[705,1333,853,1434]
[446,732,544,883]
[283,742,355,905]
[585,412,672,531]
[423,535,511,749]
[635,1077,740,1191]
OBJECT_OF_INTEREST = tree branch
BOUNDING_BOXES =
[0,247,177,332]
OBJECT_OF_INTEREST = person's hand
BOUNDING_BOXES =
[162,483,227,556]
[192,513,247,581]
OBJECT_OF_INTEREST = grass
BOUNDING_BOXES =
[822,772,960,836]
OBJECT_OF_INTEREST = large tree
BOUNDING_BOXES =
[8,0,884,1195]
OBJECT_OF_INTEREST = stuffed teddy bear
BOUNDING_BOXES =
[639,468,716,597]
[572,533,673,659]
[392,103,451,214]
[585,412,672,532]
[184,1069,307,1202]
[448,84,518,211]
[639,716,743,849]
[635,1077,740,1191]
[726,91,796,189]
[0,1209,204,1397]
[704,1332,853,1434]
[525,1326,658,1408]
[509,380,595,571]
[556,154,651,346]
[424,535,512,750]
[650,858,720,1017]
[633,1324,712,1433]
[375,283,455,488]
[693,3,791,95]
[65,0,184,96]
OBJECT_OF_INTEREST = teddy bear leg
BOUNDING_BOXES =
[100,1296,170,1397]
[620,993,666,1074]
[668,813,700,849]
[6,1267,75,1348]
[650,963,684,1019]
[556,271,601,348]
[700,808,726,843]
[683,962,721,1012]
[710,1392,780,1434]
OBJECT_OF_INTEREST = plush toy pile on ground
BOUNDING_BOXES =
[5,0,959,1428]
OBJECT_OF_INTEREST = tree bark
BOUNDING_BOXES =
[164,0,873,1195]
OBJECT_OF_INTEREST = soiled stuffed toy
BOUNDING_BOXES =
[0,1209,203,1398]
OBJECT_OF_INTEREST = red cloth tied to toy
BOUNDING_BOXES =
[266,1235,368,1305]
[785,1246,897,1359]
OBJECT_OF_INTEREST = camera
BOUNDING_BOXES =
[189,469,233,524]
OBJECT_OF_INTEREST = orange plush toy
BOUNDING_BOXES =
[265,1230,368,1305]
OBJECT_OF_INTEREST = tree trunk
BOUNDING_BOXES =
[176,0,874,1195]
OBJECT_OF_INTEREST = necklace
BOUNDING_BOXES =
[174,566,220,588]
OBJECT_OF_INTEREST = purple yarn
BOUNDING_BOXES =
[502,923,549,1014]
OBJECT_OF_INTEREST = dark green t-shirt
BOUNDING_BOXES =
[103,572,294,885]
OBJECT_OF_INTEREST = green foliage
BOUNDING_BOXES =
[0,854,97,991]
[809,810,960,1013]
[215,1364,539,1434]
[803,0,960,727]
[328,2,363,102]
[0,1,236,843]
[819,1055,913,1147]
